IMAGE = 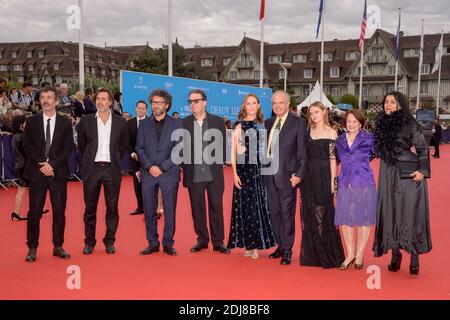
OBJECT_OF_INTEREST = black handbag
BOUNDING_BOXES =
[396,160,430,179]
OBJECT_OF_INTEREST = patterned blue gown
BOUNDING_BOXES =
[227,120,276,250]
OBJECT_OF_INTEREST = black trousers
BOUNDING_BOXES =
[83,164,122,246]
[265,175,297,254]
[27,178,68,249]
[188,181,225,247]
[433,138,440,157]
[131,158,143,210]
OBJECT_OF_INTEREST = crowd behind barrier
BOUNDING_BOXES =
[0,135,133,187]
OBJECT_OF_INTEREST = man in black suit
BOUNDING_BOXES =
[77,88,129,255]
[432,119,442,158]
[127,100,148,215]
[263,90,307,265]
[23,87,74,262]
[181,89,230,254]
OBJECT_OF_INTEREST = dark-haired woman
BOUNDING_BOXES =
[373,91,432,276]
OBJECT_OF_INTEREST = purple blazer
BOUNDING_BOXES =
[335,130,375,188]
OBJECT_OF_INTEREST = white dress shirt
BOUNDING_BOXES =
[94,111,112,162]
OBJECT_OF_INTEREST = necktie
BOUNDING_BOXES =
[275,118,282,130]
[45,118,51,160]
[137,118,141,130]
[268,118,282,157]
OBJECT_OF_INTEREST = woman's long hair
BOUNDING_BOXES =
[381,91,415,122]
[238,94,264,123]
[307,101,331,128]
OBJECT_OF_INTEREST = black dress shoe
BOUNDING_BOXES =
[130,209,144,215]
[83,245,94,255]
[11,212,27,221]
[410,254,419,275]
[163,246,177,256]
[268,247,283,259]
[53,247,71,259]
[190,243,208,253]
[25,248,37,263]
[140,246,160,255]
[280,254,292,265]
[410,265,420,275]
[213,245,231,254]
[105,244,115,254]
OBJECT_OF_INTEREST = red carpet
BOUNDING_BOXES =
[1,146,449,300]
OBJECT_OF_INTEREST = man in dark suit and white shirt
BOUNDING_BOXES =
[77,88,129,255]
[136,89,182,256]
[263,90,307,266]
[23,87,74,262]
[127,100,148,215]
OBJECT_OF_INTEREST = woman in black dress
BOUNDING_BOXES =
[373,91,432,276]
[300,101,345,268]
[227,94,276,259]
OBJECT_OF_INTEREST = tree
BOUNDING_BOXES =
[130,40,196,78]
[271,81,298,106]
[340,94,359,109]
[327,94,336,105]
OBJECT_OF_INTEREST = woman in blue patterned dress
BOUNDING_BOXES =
[227,94,276,259]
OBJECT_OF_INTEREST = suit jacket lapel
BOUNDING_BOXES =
[37,113,45,148]
[149,116,158,146]
[50,114,62,154]
[279,112,293,140]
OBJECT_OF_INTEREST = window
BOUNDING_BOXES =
[11,51,17,59]
[303,85,311,97]
[355,85,368,97]
[0,65,7,71]
[28,64,34,71]
[230,71,237,80]
[0,51,2,59]
[373,48,383,57]
[421,64,430,75]
[111,59,116,65]
[318,53,333,61]
[18,76,24,83]
[223,58,231,66]
[358,67,367,76]
[386,84,395,93]
[32,76,39,85]
[254,70,260,79]
[55,76,63,84]
[388,65,396,75]
[27,51,33,58]
[13,64,22,71]
[101,69,106,76]
[85,54,90,61]
[331,86,340,97]
[97,56,103,63]
[330,67,340,78]
[200,58,213,67]
[279,69,286,79]
[91,67,96,75]
[54,63,60,71]
[293,54,307,63]
[403,48,420,57]
[268,55,282,64]
[304,69,313,79]
[420,81,428,95]
[38,51,44,58]
[345,51,360,60]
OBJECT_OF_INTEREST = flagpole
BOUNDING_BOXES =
[416,19,424,110]
[259,17,264,87]
[359,41,364,110]
[320,0,325,101]
[394,8,401,91]
[168,0,173,76]
[78,0,85,92]
[436,29,444,117]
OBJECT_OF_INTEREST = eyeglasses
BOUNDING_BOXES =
[151,100,167,106]
[187,99,204,105]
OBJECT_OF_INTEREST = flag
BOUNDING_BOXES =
[359,0,367,49]
[315,0,324,39]
[259,0,265,20]
[395,9,401,61]
[432,32,444,74]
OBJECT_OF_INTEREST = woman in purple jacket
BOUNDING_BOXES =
[335,110,376,270]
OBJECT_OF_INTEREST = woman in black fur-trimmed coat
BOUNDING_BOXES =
[373,91,432,276]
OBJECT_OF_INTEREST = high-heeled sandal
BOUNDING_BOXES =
[410,254,419,275]
[388,252,402,272]
[244,250,253,257]
[339,257,355,270]
[11,212,27,221]
[355,258,364,270]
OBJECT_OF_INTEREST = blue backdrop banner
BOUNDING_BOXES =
[121,71,273,120]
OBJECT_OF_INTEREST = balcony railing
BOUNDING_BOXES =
[236,61,254,69]
[366,55,388,64]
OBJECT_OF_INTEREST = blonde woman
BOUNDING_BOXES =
[227,94,275,259]
[299,101,345,268]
